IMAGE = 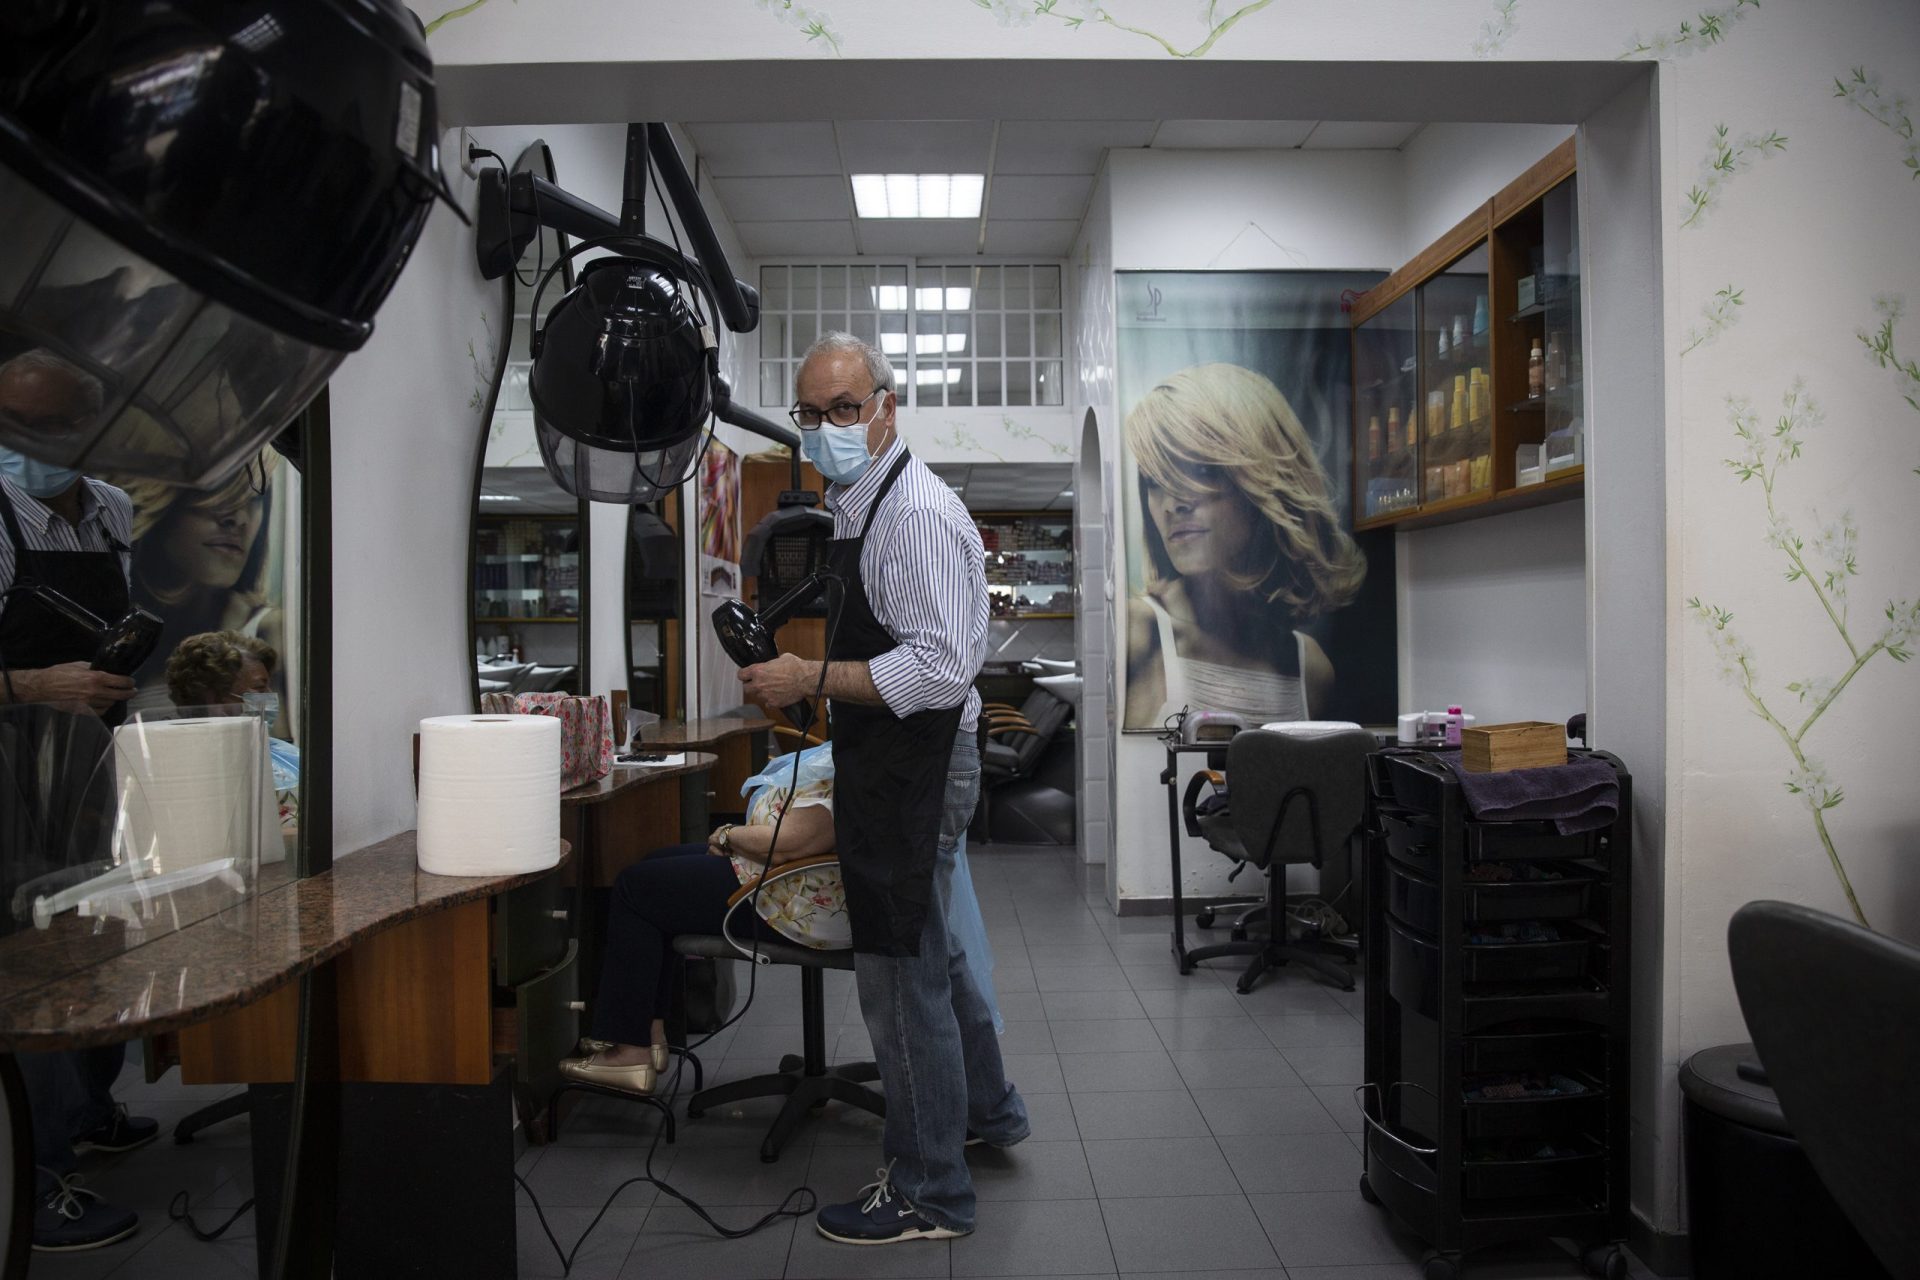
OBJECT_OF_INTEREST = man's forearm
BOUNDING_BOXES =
[813,659,887,707]
[0,669,41,705]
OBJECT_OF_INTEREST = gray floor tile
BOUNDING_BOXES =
[515,1206,646,1278]
[657,1143,820,1206]
[993,966,1042,993]
[1171,1048,1304,1091]
[81,1139,249,1211]
[1191,1087,1344,1137]
[951,1198,1115,1276]
[548,1092,675,1147]
[1285,1267,1421,1280]
[1061,1050,1185,1094]
[726,1024,816,1063]
[996,1021,1058,1055]
[1068,1090,1210,1140]
[786,1218,951,1277]
[804,1103,890,1148]
[1027,943,1121,968]
[1253,1014,1365,1049]
[1122,1271,1288,1280]
[966,1139,1099,1201]
[1279,1045,1364,1087]
[1228,980,1351,1017]
[520,1144,667,1210]
[1041,990,1149,1021]
[623,1202,799,1279]
[1038,966,1138,992]
[1050,1019,1167,1054]
[1081,1136,1240,1199]
[89,1221,251,1279]
[1100,1193,1280,1274]
[1019,1090,1080,1141]
[1249,1190,1429,1269]
[26,1230,147,1280]
[1001,1052,1068,1093]
[1216,1131,1363,1195]
[1150,1018,1275,1053]
[1134,986,1249,1020]
[1119,963,1197,990]
[1311,1086,1363,1133]
[998,991,1049,1022]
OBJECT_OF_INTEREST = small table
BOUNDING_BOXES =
[1160,738,1232,974]
[636,715,774,818]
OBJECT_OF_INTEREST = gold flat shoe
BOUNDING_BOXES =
[576,1037,612,1055]
[559,1052,657,1096]
[651,1043,669,1073]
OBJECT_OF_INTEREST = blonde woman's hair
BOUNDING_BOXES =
[1125,363,1365,619]
[111,452,274,609]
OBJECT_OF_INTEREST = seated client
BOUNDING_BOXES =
[561,743,842,1096]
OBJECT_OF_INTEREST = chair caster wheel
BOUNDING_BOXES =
[1229,926,1249,942]
[1358,1173,1381,1206]
[1582,1244,1628,1279]
[1195,907,1216,929]
[685,1105,705,1119]
[1423,1252,1461,1280]
[779,1054,803,1074]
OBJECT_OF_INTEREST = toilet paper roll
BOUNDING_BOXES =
[416,714,561,877]
[114,716,271,877]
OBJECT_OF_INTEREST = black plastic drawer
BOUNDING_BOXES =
[1386,861,1440,934]
[1381,751,1455,815]
[1461,1070,1606,1139]
[1379,809,1442,870]
[1459,928,1595,984]
[1460,1025,1605,1075]
[1462,1137,1604,1200]
[1387,861,1599,937]
[1467,820,1605,863]
[1386,916,1441,1019]
[495,872,573,988]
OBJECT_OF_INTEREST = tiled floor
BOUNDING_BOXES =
[29,846,1657,1279]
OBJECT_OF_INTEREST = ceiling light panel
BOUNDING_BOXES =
[852,173,986,218]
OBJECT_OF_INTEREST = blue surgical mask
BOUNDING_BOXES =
[241,691,280,725]
[0,447,81,499]
[800,401,887,485]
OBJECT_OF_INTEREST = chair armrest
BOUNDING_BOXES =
[725,854,840,908]
[981,701,1021,714]
[773,725,826,747]
[986,723,1035,739]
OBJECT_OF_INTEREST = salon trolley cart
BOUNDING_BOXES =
[1358,748,1631,1280]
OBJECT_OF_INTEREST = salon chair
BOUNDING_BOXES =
[673,858,884,1164]
[975,687,1075,844]
[1183,724,1374,993]
[1728,899,1920,1278]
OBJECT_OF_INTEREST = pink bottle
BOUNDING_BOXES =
[1444,705,1465,747]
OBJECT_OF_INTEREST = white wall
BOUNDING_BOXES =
[1401,123,1579,254]
[1071,166,1117,879]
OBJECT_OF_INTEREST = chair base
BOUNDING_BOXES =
[174,1091,250,1144]
[543,1046,703,1144]
[687,1059,884,1164]
[1185,935,1357,994]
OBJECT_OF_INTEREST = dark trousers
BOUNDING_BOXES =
[20,1044,125,1189]
[591,844,749,1047]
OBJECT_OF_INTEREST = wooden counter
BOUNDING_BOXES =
[635,715,773,817]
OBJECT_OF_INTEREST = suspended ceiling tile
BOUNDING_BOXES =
[711,175,852,222]
[1150,119,1321,149]
[735,219,858,256]
[1300,121,1422,149]
[987,174,1094,221]
[982,219,1082,256]
[855,219,981,256]
[836,120,997,174]
[994,120,1157,174]
[682,121,843,176]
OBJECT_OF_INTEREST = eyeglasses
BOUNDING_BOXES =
[788,386,884,430]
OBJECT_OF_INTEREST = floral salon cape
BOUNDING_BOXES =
[727,745,850,949]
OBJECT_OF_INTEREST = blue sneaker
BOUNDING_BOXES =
[816,1163,966,1245]
[33,1170,138,1253]
[74,1104,158,1155]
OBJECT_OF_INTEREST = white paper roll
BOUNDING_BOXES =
[113,716,270,877]
[416,714,561,877]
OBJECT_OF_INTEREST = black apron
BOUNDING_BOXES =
[827,450,965,958]
[0,482,129,933]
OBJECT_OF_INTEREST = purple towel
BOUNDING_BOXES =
[1443,754,1619,835]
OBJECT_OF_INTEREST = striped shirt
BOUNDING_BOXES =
[0,475,135,618]
[826,437,987,730]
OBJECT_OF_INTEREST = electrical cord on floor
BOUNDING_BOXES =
[518,579,846,1275]
[168,1191,254,1241]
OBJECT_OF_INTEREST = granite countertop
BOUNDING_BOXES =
[0,834,570,1052]
[560,750,717,808]
[641,715,774,749]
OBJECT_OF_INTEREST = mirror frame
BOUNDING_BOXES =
[623,492,685,720]
[466,140,590,714]
[294,390,332,875]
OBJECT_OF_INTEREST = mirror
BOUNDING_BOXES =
[470,141,589,707]
[626,494,684,718]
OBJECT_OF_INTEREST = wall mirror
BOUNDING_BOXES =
[625,495,683,719]
[470,141,589,707]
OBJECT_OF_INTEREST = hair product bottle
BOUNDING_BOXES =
[1528,339,1544,399]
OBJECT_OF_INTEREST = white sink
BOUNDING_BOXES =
[1034,672,1081,708]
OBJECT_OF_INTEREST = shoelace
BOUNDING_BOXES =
[856,1161,907,1217]
[38,1169,100,1223]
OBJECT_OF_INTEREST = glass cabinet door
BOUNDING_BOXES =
[1538,176,1583,476]
[1353,291,1420,521]
[1417,242,1494,506]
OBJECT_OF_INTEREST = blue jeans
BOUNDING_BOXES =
[853,731,1028,1232]
[19,1045,124,1190]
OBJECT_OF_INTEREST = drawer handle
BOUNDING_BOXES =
[549,909,569,921]
[567,1001,587,1012]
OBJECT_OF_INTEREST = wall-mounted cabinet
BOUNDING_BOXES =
[1351,138,1582,531]
[975,511,1074,619]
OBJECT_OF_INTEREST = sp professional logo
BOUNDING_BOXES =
[1134,282,1166,323]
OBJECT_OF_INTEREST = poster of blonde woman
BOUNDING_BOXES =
[1118,273,1397,731]
[698,437,740,597]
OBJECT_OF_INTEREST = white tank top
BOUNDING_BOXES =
[1145,594,1310,725]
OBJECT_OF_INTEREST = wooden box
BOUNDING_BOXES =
[1461,721,1567,773]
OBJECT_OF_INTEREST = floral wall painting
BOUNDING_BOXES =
[1689,382,1920,930]
[1620,0,1760,60]
[1471,0,1518,59]
[753,0,843,53]
[1680,123,1787,229]
[1834,67,1920,183]
[969,0,1277,58]
[699,438,742,598]
[1679,285,1744,358]
[1859,296,1920,428]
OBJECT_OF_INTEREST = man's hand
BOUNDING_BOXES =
[738,653,818,707]
[12,662,135,715]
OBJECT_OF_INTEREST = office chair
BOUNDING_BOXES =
[1728,900,1920,1279]
[1183,724,1374,993]
[674,856,884,1164]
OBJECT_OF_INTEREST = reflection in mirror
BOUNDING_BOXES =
[626,493,683,717]
[472,141,589,706]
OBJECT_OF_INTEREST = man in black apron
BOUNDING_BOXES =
[0,350,155,1253]
[742,334,1028,1245]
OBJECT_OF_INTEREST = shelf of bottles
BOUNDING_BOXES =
[1417,241,1495,508]
[474,517,581,620]
[1354,292,1421,521]
[977,512,1074,619]
[1498,175,1583,487]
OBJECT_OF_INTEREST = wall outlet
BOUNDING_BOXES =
[458,127,479,179]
